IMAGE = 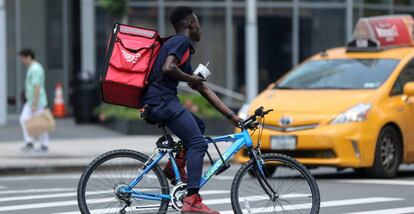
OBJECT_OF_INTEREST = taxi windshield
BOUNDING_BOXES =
[275,59,399,90]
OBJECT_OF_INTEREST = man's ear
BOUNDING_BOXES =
[188,20,194,29]
[188,15,197,29]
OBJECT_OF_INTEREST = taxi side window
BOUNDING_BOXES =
[391,60,414,96]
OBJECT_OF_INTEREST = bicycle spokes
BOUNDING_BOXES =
[233,154,319,213]
[78,151,169,214]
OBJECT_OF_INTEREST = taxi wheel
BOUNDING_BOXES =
[366,126,402,178]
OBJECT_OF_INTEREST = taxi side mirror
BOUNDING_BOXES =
[403,82,414,97]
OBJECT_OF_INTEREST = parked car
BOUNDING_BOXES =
[235,15,414,178]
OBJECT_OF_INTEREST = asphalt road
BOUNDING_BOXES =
[1,165,414,214]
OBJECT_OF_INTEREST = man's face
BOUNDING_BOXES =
[20,56,31,66]
[189,14,202,42]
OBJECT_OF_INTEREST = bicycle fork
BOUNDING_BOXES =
[249,148,279,201]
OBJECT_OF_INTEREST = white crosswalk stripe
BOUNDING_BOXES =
[0,174,234,182]
[0,190,229,212]
[0,190,110,203]
[220,197,404,214]
[337,179,414,186]
[0,189,228,203]
[0,174,82,181]
[52,193,311,214]
[0,188,74,195]
[0,187,410,214]
[346,206,414,214]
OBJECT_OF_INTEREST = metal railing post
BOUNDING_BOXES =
[0,0,6,124]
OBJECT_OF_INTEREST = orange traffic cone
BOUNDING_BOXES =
[53,83,66,118]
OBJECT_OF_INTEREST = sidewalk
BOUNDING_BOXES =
[0,136,232,174]
[0,117,122,142]
[0,117,233,174]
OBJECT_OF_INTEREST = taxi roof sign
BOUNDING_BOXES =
[347,15,414,52]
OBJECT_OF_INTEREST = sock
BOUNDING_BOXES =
[187,188,199,196]
[176,149,186,159]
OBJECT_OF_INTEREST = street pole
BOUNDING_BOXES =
[225,0,234,104]
[81,0,96,78]
[245,0,258,102]
[0,0,6,125]
[15,0,22,113]
[292,0,299,67]
[346,0,353,43]
[158,0,165,37]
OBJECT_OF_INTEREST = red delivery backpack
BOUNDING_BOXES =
[101,23,189,108]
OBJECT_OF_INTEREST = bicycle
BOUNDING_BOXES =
[77,106,320,213]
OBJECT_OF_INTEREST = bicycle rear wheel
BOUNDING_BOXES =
[77,149,170,214]
[231,153,320,214]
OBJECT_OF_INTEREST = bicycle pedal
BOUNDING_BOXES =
[215,163,231,175]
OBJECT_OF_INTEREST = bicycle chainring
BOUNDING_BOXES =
[170,183,187,210]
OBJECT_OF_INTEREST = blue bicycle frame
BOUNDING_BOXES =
[122,129,254,202]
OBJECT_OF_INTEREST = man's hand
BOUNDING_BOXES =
[31,105,37,113]
[188,75,205,89]
[230,114,243,128]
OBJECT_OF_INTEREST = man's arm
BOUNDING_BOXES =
[31,85,40,111]
[193,82,241,126]
[162,55,204,87]
[163,55,241,126]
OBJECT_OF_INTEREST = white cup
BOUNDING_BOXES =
[193,63,211,79]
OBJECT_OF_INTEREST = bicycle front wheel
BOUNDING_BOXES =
[77,149,170,214]
[231,153,320,214]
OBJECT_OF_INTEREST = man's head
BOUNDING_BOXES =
[170,6,201,42]
[19,48,35,66]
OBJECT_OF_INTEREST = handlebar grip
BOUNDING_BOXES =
[254,106,264,116]
[241,107,273,130]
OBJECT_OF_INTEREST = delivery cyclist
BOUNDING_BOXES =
[140,6,241,214]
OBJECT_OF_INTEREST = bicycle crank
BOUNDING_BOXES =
[170,182,187,210]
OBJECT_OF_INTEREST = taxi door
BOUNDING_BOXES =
[389,59,414,162]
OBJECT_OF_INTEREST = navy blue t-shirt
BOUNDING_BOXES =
[140,34,194,106]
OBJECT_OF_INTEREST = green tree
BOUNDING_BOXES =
[99,0,128,21]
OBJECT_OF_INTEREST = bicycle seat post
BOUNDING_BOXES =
[159,125,168,138]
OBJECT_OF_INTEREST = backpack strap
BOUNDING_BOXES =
[178,49,190,66]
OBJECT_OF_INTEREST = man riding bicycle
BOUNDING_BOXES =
[139,6,241,214]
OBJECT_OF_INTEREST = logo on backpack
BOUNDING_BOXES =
[121,49,141,63]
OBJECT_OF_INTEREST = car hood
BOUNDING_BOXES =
[249,89,376,126]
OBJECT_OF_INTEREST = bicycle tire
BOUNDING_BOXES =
[77,149,170,214]
[231,153,320,214]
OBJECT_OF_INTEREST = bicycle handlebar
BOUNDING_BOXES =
[241,106,273,130]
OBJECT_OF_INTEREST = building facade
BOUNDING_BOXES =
[2,0,414,124]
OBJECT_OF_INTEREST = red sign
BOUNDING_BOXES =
[353,15,414,49]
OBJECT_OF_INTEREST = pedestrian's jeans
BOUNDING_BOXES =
[144,98,207,189]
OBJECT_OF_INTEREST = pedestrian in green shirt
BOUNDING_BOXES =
[19,48,49,153]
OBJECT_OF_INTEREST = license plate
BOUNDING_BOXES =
[271,136,297,150]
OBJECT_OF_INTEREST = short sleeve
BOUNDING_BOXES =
[167,36,190,63]
[30,66,44,86]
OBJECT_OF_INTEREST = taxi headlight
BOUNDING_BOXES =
[237,103,251,120]
[331,104,372,125]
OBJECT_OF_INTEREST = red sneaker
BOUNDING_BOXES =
[181,194,220,214]
[163,150,188,184]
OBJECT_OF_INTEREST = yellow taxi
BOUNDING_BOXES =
[235,15,414,178]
